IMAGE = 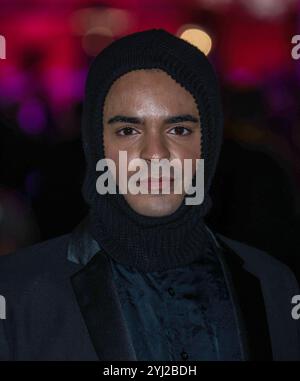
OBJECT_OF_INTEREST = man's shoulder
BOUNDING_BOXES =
[216,233,298,288]
[0,233,78,290]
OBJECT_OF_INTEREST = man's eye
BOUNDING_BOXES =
[168,126,192,136]
[116,127,139,136]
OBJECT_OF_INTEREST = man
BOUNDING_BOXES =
[0,29,299,361]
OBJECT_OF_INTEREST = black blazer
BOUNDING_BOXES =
[0,220,299,361]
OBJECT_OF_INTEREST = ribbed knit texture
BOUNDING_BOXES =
[81,29,223,272]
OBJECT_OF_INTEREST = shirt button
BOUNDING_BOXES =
[181,351,189,360]
[168,287,175,296]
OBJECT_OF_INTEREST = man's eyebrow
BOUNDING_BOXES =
[164,114,199,124]
[107,114,199,125]
[107,115,141,124]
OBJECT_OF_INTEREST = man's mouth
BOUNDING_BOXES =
[138,177,174,191]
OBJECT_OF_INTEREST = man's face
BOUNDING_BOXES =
[103,69,201,217]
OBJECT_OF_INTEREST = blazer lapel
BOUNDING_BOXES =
[68,220,137,361]
[215,235,273,361]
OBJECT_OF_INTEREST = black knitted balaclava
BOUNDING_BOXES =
[82,29,223,272]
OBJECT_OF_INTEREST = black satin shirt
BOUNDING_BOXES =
[109,245,243,361]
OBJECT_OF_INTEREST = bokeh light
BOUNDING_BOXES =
[82,26,114,56]
[178,26,212,56]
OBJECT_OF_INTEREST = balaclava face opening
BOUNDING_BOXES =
[81,29,223,272]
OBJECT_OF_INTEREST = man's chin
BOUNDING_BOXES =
[124,194,184,218]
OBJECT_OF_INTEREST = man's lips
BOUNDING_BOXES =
[138,177,174,190]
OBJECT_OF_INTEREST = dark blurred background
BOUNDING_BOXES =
[0,0,299,279]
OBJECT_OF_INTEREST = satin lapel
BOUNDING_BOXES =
[70,250,137,361]
[216,236,273,361]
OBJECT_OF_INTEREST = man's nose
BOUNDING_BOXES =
[140,133,170,162]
